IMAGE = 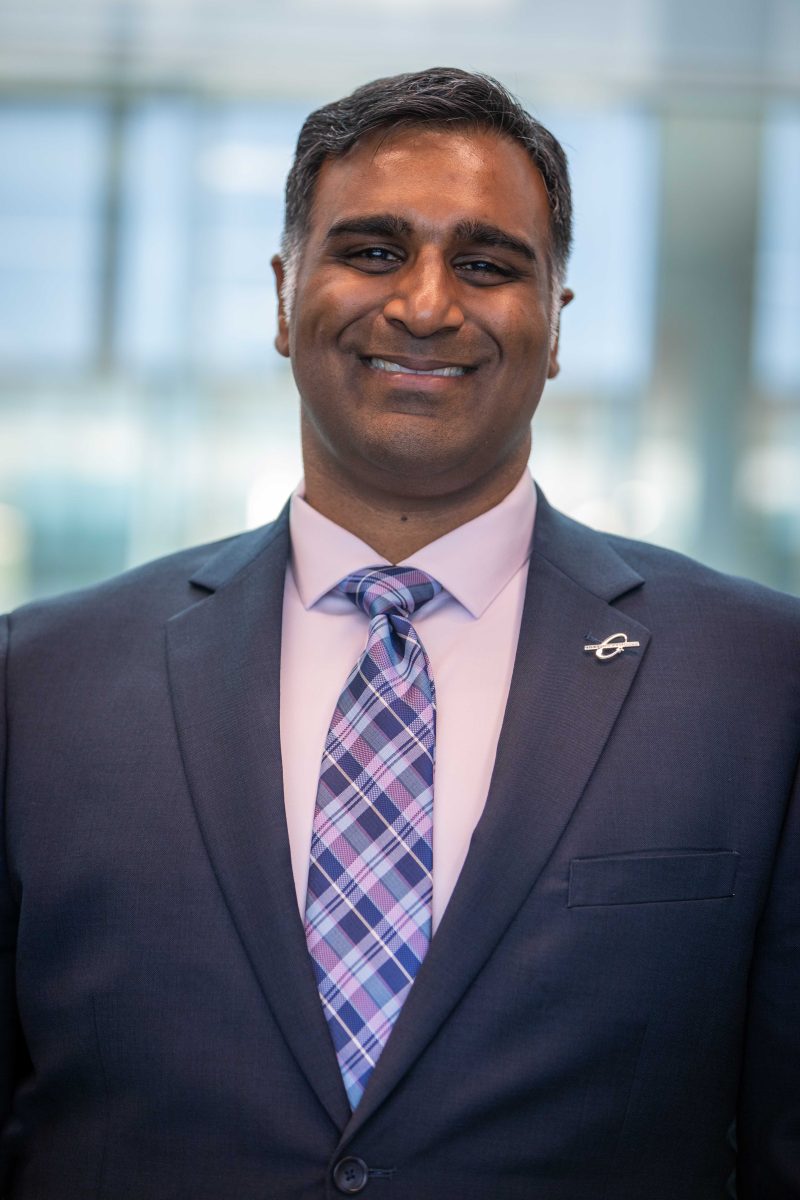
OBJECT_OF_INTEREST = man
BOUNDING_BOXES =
[1,67,798,1199]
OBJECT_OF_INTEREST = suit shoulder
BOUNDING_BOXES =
[607,530,800,623]
[535,497,800,630]
[4,517,286,644]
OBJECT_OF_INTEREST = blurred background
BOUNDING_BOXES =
[0,0,798,609]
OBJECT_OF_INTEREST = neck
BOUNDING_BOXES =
[301,452,529,563]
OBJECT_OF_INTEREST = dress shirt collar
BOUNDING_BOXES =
[289,469,536,620]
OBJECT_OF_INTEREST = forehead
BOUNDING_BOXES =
[309,126,552,248]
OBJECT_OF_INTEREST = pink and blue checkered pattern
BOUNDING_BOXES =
[304,566,441,1109]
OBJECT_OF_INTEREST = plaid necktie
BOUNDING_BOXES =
[304,566,441,1109]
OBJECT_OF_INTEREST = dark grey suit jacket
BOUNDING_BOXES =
[1,494,799,1199]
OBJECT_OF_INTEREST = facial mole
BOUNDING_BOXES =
[400,515,408,522]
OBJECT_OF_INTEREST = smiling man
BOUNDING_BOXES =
[1,68,799,1200]
[273,122,569,561]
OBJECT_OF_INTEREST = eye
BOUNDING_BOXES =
[346,246,403,271]
[456,258,514,282]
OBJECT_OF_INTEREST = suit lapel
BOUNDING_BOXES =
[341,496,651,1140]
[165,510,350,1130]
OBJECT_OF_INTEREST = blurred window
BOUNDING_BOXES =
[752,103,800,398]
[117,98,306,375]
[534,106,659,393]
[0,101,105,370]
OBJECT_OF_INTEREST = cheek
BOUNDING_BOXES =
[495,310,552,373]
[297,271,382,340]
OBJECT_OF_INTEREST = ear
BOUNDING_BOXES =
[271,254,291,358]
[547,287,574,380]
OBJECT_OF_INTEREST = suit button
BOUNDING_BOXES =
[332,1156,369,1194]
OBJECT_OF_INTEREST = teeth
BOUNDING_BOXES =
[368,357,466,377]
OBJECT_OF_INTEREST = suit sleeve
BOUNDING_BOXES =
[737,750,800,1197]
[1,614,22,1181]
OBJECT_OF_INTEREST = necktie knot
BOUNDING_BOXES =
[336,566,441,619]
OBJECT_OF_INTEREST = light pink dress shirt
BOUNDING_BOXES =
[280,470,537,931]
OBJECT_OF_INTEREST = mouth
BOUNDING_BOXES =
[363,356,471,378]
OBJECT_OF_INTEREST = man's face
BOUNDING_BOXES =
[273,126,571,502]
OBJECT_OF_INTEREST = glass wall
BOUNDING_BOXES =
[0,0,798,608]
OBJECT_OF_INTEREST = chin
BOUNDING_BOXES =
[352,442,487,498]
[358,426,451,466]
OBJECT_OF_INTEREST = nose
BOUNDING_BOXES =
[382,250,465,337]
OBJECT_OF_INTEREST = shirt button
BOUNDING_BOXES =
[332,1155,369,1194]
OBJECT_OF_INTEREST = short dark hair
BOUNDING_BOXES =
[280,67,573,305]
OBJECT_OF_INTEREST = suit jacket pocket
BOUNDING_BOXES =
[568,849,739,907]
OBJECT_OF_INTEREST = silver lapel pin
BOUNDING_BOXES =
[584,632,641,661]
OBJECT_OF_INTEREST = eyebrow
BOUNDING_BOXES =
[453,219,537,264]
[325,214,412,241]
[325,213,538,264]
